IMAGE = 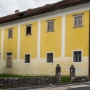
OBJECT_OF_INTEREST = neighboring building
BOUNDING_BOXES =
[0,0,90,76]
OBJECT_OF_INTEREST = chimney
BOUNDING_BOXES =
[15,10,19,13]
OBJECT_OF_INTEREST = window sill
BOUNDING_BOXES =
[26,34,32,36]
[47,62,53,63]
[47,30,54,32]
[24,63,30,64]
[47,61,53,63]
[6,67,12,69]
[8,37,13,39]
[73,26,83,28]
[73,61,82,62]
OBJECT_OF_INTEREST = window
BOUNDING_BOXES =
[26,25,32,35]
[25,54,30,63]
[74,15,83,27]
[73,51,82,62]
[47,53,53,63]
[8,29,13,38]
[47,20,54,32]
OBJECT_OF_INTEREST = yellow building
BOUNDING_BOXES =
[0,0,90,76]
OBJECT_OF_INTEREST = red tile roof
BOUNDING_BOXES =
[0,0,90,24]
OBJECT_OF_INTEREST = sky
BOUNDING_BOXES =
[0,0,62,17]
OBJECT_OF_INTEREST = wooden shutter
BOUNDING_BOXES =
[6,56,12,68]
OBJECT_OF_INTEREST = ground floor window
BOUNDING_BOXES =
[73,51,82,62]
[47,53,53,63]
[25,54,30,63]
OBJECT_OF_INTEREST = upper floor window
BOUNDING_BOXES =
[25,54,30,63]
[47,53,53,63]
[74,14,83,27]
[73,51,82,62]
[47,20,54,32]
[26,25,32,35]
[8,29,13,38]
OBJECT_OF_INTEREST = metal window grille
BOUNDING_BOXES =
[47,53,53,62]
[73,51,81,62]
[25,54,30,63]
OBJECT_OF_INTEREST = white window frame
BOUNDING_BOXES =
[24,54,30,64]
[47,20,54,32]
[26,24,32,35]
[72,50,83,63]
[46,52,54,63]
[8,28,13,38]
[73,14,83,28]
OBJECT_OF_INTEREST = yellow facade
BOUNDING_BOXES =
[0,9,90,76]
[3,26,18,60]
[65,10,89,57]
[41,16,62,58]
[20,21,38,59]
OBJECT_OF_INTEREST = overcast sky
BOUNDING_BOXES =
[0,0,62,17]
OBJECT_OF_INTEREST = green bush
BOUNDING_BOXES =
[61,76,71,83]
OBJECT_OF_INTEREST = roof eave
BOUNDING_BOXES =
[0,0,90,25]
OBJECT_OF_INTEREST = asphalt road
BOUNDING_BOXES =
[3,82,90,90]
[28,83,90,90]
[68,86,90,90]
[32,86,90,90]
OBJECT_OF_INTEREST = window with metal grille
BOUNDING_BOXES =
[47,20,54,32]
[25,54,30,63]
[47,53,53,63]
[73,51,82,62]
[26,26,32,35]
[8,29,13,38]
[74,15,82,27]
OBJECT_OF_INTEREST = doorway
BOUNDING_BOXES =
[6,53,12,68]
